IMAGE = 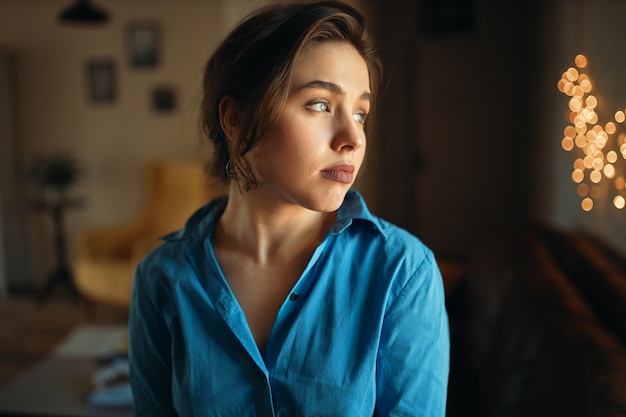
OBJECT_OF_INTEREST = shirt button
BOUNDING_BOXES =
[289,293,299,301]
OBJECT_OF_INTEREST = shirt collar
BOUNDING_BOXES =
[162,189,385,242]
[329,189,386,237]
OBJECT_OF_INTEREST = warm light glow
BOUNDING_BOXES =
[590,170,602,183]
[557,55,626,211]
[566,67,579,81]
[575,54,588,68]
[581,107,595,122]
[567,111,576,123]
[572,169,584,183]
[592,157,603,170]
[574,158,585,170]
[569,97,583,112]
[590,185,602,199]
[606,122,617,134]
[561,137,574,151]
[586,95,598,108]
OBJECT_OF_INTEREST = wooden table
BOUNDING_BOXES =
[0,324,133,416]
[0,357,133,417]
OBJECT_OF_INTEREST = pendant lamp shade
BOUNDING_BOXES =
[59,0,109,24]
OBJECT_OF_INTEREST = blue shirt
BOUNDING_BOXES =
[129,190,450,416]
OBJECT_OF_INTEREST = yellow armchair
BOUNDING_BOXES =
[74,159,226,308]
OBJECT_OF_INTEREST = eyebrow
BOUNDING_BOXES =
[294,80,372,101]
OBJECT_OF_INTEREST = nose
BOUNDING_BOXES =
[331,110,365,152]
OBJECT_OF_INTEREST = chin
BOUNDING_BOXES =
[307,189,349,213]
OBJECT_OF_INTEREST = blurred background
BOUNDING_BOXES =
[0,0,625,295]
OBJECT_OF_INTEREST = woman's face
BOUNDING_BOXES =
[248,41,371,213]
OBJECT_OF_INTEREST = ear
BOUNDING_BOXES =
[218,96,241,141]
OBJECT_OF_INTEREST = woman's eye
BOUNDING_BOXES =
[353,112,368,125]
[308,101,329,112]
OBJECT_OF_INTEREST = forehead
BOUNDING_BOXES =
[291,41,371,93]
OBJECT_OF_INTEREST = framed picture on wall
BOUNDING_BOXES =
[86,60,116,104]
[127,21,160,68]
[151,86,176,113]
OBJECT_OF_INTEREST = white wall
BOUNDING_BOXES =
[0,0,377,290]
[0,0,269,288]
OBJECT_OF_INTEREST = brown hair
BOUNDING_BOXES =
[200,1,383,191]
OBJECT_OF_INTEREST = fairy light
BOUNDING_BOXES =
[558,54,626,210]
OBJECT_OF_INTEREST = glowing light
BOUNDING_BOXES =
[590,170,602,183]
[557,55,626,211]
[566,67,579,81]
[592,157,603,170]
[580,79,592,93]
[586,95,598,108]
[561,137,574,151]
[590,185,602,199]
[581,107,595,121]
[569,97,583,112]
[572,169,584,183]
[574,158,585,170]
[575,54,588,68]
[606,122,617,134]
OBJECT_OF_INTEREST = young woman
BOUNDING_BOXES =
[129,2,450,416]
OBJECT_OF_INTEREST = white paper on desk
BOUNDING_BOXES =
[53,324,128,358]
[86,357,134,407]
[86,383,134,407]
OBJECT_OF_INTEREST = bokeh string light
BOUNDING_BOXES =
[558,54,626,211]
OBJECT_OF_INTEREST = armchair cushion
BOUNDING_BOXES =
[74,159,226,308]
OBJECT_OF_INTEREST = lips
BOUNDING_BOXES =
[320,164,355,184]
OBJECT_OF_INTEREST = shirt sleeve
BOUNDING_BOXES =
[129,260,179,417]
[375,250,450,416]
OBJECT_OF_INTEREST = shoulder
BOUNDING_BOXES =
[134,196,226,290]
[339,190,436,275]
[363,217,438,283]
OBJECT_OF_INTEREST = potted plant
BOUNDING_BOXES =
[28,151,83,203]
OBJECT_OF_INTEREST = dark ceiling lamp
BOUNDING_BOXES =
[58,0,109,24]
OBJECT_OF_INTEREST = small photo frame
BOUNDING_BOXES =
[151,86,176,113]
[127,21,160,68]
[86,60,116,104]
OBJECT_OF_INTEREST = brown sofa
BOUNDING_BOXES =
[445,224,626,416]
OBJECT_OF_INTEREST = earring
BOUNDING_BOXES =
[226,160,238,180]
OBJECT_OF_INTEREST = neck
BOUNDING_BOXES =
[215,185,336,265]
